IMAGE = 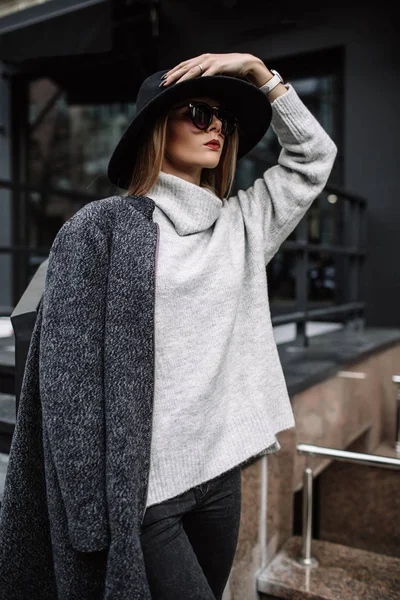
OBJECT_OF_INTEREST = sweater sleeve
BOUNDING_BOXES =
[232,83,338,265]
[39,216,110,552]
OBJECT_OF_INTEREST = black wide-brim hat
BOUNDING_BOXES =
[107,68,272,190]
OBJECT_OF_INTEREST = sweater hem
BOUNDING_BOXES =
[145,414,295,509]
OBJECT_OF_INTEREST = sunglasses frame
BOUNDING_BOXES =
[170,101,238,136]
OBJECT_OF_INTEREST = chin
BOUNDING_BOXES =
[201,160,221,169]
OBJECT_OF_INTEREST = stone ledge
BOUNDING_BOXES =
[0,452,9,503]
[0,393,16,430]
[278,327,400,397]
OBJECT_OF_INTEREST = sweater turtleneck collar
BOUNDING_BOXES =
[147,171,223,236]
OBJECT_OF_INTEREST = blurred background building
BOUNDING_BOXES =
[1,0,398,333]
[0,2,400,599]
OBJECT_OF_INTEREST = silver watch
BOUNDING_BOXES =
[259,69,284,94]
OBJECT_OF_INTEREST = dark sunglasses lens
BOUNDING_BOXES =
[218,109,236,136]
[190,103,236,135]
[191,104,212,129]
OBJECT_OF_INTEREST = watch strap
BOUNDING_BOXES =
[259,70,284,94]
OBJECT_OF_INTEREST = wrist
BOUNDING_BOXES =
[258,68,289,103]
[245,55,273,88]
[265,82,288,102]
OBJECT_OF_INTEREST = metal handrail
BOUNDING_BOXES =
[392,376,400,454]
[295,443,400,567]
[271,302,365,327]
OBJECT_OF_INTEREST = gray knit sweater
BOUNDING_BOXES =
[145,82,337,508]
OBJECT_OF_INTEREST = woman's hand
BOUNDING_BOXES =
[160,52,272,89]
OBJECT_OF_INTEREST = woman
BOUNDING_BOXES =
[112,53,336,599]
[0,53,337,600]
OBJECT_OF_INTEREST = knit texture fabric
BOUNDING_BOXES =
[145,82,337,508]
[0,81,337,600]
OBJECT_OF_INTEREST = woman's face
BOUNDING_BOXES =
[163,95,226,179]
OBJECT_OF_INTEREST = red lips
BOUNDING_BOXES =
[204,139,221,148]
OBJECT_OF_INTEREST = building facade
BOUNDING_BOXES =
[0,0,398,328]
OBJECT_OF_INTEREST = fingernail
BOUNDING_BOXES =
[159,81,166,87]
[161,73,168,79]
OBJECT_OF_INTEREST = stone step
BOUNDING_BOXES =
[0,393,15,430]
[0,329,16,395]
[0,393,15,454]
[257,535,400,600]
[0,451,9,505]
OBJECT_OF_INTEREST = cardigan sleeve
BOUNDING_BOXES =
[232,83,338,265]
[39,216,109,552]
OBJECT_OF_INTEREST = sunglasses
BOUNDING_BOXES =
[170,101,238,136]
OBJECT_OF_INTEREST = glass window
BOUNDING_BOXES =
[308,251,337,306]
[28,77,136,248]
[267,251,297,314]
[307,189,342,246]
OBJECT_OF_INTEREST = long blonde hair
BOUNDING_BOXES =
[125,109,240,201]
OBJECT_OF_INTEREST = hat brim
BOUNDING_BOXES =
[107,74,272,190]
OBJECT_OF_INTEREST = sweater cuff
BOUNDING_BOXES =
[267,82,334,148]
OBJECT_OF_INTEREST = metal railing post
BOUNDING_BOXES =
[392,376,400,454]
[296,443,400,567]
[296,457,319,567]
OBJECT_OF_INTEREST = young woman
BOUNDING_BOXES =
[107,52,337,599]
[0,52,337,600]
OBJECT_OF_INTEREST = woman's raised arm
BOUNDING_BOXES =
[234,80,337,264]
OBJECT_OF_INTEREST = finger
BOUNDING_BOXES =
[165,65,193,82]
[168,62,204,80]
[165,60,191,77]
[199,64,219,77]
[163,61,210,86]
[165,54,211,78]
[177,65,207,82]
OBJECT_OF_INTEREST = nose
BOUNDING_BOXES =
[207,113,223,135]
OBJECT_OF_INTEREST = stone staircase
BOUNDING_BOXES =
[0,265,45,506]
[0,328,16,506]
[0,393,14,455]
[257,536,400,600]
[0,451,9,506]
[0,393,13,505]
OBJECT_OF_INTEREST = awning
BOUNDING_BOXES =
[0,0,112,61]
[0,0,106,35]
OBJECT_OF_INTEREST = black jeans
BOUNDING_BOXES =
[140,465,242,600]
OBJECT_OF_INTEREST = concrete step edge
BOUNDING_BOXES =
[257,535,400,600]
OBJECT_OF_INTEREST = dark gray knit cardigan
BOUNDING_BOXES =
[0,195,157,599]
